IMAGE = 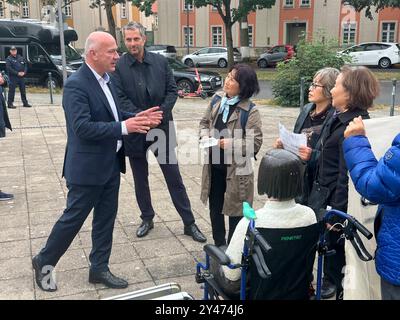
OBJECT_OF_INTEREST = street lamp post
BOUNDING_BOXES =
[186,1,189,55]
[57,0,67,84]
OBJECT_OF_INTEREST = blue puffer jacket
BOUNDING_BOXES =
[343,134,400,285]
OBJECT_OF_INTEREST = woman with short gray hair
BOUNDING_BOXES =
[274,67,339,206]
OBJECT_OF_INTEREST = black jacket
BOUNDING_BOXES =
[0,84,12,138]
[6,54,28,78]
[315,108,370,212]
[293,103,334,205]
[113,51,178,157]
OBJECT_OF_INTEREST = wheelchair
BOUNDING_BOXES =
[195,204,374,300]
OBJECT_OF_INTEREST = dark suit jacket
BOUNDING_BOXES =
[113,51,178,156]
[62,63,133,186]
[0,84,11,138]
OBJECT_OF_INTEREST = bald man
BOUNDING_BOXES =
[32,32,163,292]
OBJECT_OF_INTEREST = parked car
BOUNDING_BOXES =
[257,44,295,68]
[338,42,400,69]
[167,58,222,94]
[0,19,82,88]
[146,44,177,59]
[182,47,242,68]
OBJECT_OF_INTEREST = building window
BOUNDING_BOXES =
[183,26,194,47]
[284,0,294,8]
[212,26,223,46]
[0,1,4,18]
[21,1,30,18]
[248,25,253,47]
[120,3,126,19]
[63,0,72,17]
[342,23,356,46]
[381,22,396,43]
[183,1,193,11]
[301,0,311,7]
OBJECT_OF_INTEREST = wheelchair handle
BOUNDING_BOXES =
[325,209,373,239]
[348,216,373,240]
[252,229,272,253]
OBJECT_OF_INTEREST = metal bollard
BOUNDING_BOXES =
[48,72,54,104]
[300,77,305,111]
[390,79,397,117]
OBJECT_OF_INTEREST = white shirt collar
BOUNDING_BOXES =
[86,63,110,84]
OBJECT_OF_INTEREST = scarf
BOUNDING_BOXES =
[218,95,240,123]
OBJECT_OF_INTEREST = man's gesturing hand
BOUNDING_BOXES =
[125,107,164,134]
[137,106,163,128]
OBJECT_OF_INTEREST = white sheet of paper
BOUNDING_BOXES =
[199,137,219,149]
[278,123,307,156]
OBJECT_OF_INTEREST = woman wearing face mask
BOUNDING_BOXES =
[309,66,379,300]
[199,64,263,247]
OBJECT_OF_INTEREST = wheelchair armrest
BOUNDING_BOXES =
[203,244,231,266]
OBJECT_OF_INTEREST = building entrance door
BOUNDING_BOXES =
[286,23,306,45]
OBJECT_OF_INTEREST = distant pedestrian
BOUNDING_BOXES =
[6,46,31,109]
[0,72,14,201]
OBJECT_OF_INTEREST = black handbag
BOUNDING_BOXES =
[308,181,331,218]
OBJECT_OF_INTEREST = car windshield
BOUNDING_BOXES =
[43,44,82,63]
[167,58,189,70]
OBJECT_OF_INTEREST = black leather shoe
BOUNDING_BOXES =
[23,103,32,108]
[8,104,16,109]
[184,223,207,243]
[32,255,57,292]
[89,270,128,289]
[136,220,154,238]
[321,278,336,299]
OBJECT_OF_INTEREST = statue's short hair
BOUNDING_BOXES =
[257,149,304,201]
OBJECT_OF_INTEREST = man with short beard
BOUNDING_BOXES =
[113,21,206,243]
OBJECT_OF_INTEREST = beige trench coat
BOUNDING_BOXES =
[199,92,263,217]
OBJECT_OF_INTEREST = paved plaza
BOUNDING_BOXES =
[0,93,395,300]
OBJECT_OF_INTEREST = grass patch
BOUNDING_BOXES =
[24,86,63,94]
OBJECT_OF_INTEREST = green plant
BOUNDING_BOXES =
[272,37,349,107]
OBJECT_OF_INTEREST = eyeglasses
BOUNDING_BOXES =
[309,82,324,89]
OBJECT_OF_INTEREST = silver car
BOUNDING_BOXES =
[145,45,177,59]
[182,47,242,68]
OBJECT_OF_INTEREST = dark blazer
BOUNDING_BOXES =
[316,108,370,212]
[113,51,178,156]
[6,54,28,78]
[62,63,133,186]
[0,84,12,138]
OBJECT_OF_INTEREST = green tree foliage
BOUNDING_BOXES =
[343,0,400,19]
[272,37,350,107]
[132,0,276,68]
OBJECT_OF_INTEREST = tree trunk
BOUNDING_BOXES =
[104,0,116,39]
[239,0,250,61]
[225,21,234,69]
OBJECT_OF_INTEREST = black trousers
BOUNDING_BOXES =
[209,165,242,247]
[38,159,121,273]
[128,153,195,226]
[7,77,28,105]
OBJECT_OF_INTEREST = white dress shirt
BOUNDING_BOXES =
[87,64,128,152]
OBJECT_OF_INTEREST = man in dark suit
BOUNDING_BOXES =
[0,72,14,201]
[113,22,206,243]
[31,31,163,292]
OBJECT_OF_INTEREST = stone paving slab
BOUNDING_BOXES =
[0,94,394,300]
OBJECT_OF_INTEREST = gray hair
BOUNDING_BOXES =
[313,67,340,100]
[122,21,146,38]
